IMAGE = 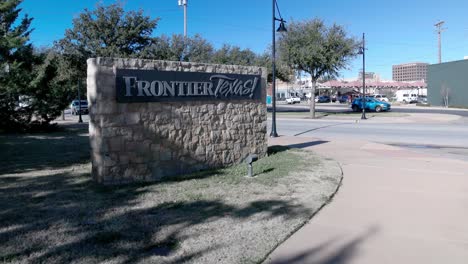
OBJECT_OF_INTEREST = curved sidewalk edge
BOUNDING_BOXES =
[265,136,468,264]
[260,142,345,264]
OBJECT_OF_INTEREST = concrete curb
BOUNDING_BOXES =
[261,157,345,264]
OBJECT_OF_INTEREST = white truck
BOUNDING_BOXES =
[395,90,418,103]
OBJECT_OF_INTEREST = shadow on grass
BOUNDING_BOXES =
[270,226,379,264]
[0,122,321,263]
[0,123,90,174]
[0,167,313,263]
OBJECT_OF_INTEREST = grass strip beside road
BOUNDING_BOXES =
[0,126,342,264]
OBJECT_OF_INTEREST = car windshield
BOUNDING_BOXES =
[73,101,87,106]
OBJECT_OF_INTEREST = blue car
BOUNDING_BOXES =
[351,98,391,112]
[316,96,331,103]
[338,95,350,103]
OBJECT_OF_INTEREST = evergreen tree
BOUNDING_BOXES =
[0,0,36,131]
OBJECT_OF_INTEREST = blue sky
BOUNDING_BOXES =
[20,0,468,80]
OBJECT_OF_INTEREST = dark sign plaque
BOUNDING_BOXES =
[115,69,262,103]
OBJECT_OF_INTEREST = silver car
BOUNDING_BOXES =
[70,100,88,115]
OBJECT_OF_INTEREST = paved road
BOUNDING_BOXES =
[270,103,468,117]
[269,114,468,161]
[266,110,468,264]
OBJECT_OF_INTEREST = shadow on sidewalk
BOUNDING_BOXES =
[269,226,379,264]
[268,141,329,155]
[288,141,329,149]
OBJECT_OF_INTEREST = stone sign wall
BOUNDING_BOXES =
[87,57,267,185]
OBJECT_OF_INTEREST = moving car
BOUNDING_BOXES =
[70,100,89,115]
[285,97,301,104]
[351,98,391,112]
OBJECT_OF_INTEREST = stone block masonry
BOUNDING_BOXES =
[87,58,267,185]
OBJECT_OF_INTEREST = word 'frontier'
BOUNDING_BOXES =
[116,69,261,102]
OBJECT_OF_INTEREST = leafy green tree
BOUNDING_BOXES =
[209,44,293,82]
[254,51,292,83]
[142,34,214,62]
[142,34,182,61]
[56,2,160,80]
[278,18,359,118]
[0,0,36,131]
[184,34,214,62]
[211,44,257,66]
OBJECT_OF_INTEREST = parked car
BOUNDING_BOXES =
[70,100,89,115]
[417,95,428,104]
[285,97,301,104]
[338,95,350,103]
[373,94,389,102]
[316,96,331,103]
[351,98,391,112]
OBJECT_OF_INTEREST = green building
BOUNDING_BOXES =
[427,59,468,107]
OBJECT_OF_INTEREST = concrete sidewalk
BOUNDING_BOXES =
[265,136,468,264]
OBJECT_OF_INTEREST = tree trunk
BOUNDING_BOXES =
[309,79,317,118]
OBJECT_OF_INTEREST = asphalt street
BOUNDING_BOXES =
[269,117,468,161]
[271,102,468,117]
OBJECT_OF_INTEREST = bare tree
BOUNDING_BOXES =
[440,84,450,108]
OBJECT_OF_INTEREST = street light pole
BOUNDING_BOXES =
[270,0,278,137]
[78,80,83,123]
[270,0,287,138]
[178,0,187,37]
[361,33,367,120]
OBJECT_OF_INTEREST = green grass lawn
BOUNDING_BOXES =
[0,124,342,264]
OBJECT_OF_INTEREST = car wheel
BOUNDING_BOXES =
[375,106,382,112]
[352,105,359,112]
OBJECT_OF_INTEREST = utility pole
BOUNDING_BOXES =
[361,33,367,120]
[178,0,188,37]
[435,21,445,64]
